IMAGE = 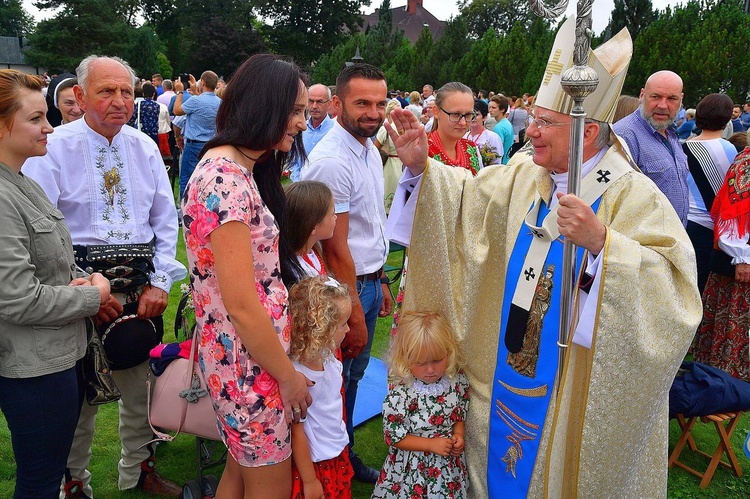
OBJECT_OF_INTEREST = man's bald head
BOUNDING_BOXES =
[639,70,684,131]
[307,83,331,125]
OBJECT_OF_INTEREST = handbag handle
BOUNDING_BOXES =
[143,334,202,445]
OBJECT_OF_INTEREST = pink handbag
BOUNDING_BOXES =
[146,337,221,441]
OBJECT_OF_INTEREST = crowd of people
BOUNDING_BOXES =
[1,14,750,499]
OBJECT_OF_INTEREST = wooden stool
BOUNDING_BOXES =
[669,411,744,488]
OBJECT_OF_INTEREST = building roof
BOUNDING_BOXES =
[0,36,28,65]
[362,1,445,44]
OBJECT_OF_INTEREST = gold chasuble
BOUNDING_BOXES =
[402,144,702,498]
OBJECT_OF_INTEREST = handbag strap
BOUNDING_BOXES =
[143,335,201,445]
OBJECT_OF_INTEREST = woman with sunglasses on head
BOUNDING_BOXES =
[0,69,114,498]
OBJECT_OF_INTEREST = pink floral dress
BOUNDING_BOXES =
[182,157,291,467]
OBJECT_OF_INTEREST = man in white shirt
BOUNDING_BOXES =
[422,83,435,111]
[23,55,186,498]
[301,64,393,484]
[156,79,175,109]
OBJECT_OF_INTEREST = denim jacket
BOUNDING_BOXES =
[0,163,100,378]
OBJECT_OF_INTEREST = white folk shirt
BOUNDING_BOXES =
[23,117,186,293]
[301,121,388,275]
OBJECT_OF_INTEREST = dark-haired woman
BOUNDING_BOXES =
[683,93,737,294]
[0,69,111,498]
[181,54,312,498]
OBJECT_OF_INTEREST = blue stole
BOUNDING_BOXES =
[486,196,602,497]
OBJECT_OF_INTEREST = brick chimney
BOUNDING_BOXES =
[407,0,423,15]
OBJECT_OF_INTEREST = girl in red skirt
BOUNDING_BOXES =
[288,276,354,498]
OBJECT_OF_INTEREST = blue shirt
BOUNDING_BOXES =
[289,115,335,182]
[181,91,221,142]
[740,111,750,132]
[493,118,514,165]
[676,118,695,140]
[613,110,689,226]
[732,117,743,133]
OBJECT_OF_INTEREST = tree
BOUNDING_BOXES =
[364,0,396,68]
[458,0,532,38]
[600,0,657,41]
[138,0,263,77]
[411,27,433,88]
[311,33,366,85]
[25,0,132,72]
[487,22,533,96]
[626,0,750,104]
[256,0,369,69]
[189,16,267,80]
[0,0,34,36]
[383,37,416,90]
[426,16,471,86]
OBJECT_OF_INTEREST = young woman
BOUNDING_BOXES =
[181,54,312,498]
[428,82,482,175]
[0,69,112,498]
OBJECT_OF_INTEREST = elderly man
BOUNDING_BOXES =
[288,83,335,181]
[301,64,393,483]
[613,70,689,226]
[386,18,700,498]
[23,56,186,497]
[173,70,221,197]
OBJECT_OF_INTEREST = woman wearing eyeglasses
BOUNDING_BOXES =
[389,82,483,336]
[428,82,482,176]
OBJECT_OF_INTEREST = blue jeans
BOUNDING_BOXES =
[179,141,206,199]
[0,367,81,498]
[343,278,383,452]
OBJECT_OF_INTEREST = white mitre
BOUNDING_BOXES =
[535,17,632,124]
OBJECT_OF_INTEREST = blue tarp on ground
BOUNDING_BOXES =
[353,357,388,427]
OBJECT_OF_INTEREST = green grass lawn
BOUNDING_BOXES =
[1,234,749,497]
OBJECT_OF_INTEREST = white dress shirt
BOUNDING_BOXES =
[23,118,186,293]
[301,121,388,275]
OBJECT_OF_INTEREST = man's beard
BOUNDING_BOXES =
[639,101,675,131]
[339,104,383,139]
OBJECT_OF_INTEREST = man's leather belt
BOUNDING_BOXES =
[185,138,206,144]
[356,271,380,282]
[73,242,155,293]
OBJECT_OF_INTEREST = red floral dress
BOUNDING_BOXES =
[182,157,291,466]
[372,371,470,498]
[694,147,750,381]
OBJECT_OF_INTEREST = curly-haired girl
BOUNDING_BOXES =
[288,276,354,498]
[373,311,470,498]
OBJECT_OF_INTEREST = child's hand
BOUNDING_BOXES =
[303,478,324,499]
[451,434,465,456]
[430,437,454,457]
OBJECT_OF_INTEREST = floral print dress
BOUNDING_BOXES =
[182,157,291,467]
[372,371,470,498]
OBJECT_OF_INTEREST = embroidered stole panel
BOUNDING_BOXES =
[486,197,600,497]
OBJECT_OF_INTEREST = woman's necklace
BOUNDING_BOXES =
[467,128,484,144]
[234,146,264,163]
